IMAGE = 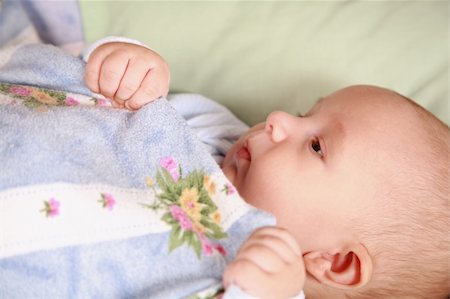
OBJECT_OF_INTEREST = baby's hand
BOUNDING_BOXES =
[85,42,170,110]
[223,227,305,298]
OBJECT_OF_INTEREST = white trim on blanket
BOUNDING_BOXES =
[0,175,250,258]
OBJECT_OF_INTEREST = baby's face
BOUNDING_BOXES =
[222,86,408,252]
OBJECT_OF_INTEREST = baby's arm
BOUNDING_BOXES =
[223,226,305,298]
[84,41,170,110]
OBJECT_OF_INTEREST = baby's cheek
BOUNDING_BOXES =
[239,180,271,210]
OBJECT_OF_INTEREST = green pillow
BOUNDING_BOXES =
[81,1,448,125]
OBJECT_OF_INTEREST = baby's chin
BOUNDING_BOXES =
[221,164,235,185]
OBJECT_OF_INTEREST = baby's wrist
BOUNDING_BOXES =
[82,36,151,62]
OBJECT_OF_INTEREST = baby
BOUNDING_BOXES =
[85,40,450,299]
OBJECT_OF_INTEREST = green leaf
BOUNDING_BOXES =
[210,230,228,239]
[48,90,66,104]
[179,179,189,192]
[192,234,202,259]
[198,191,216,209]
[202,221,228,239]
[161,211,174,224]
[161,168,176,185]
[178,165,183,179]
[185,169,203,189]
[155,170,167,190]
[183,230,194,244]
[168,224,184,252]
[0,83,10,93]
[200,207,211,216]
[158,193,175,202]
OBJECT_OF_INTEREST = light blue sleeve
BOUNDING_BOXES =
[19,0,84,54]
[168,93,250,165]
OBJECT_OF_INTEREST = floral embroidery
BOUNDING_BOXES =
[159,156,180,182]
[96,98,108,106]
[99,193,116,210]
[33,90,58,105]
[40,198,60,217]
[144,157,228,258]
[203,175,216,196]
[9,85,32,97]
[64,96,79,106]
[0,83,100,108]
[211,211,221,225]
[145,176,155,187]
[221,182,236,195]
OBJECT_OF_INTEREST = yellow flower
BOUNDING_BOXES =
[33,90,58,105]
[193,222,206,234]
[203,175,216,196]
[211,211,222,225]
[179,187,202,221]
[145,176,154,187]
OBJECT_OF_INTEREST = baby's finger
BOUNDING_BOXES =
[98,51,130,100]
[125,67,169,110]
[235,243,285,273]
[114,57,151,102]
[223,259,273,296]
[85,46,116,93]
[238,234,299,264]
[248,226,301,257]
[110,99,124,109]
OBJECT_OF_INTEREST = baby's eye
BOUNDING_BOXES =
[311,137,324,157]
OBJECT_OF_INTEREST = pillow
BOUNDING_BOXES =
[80,1,448,126]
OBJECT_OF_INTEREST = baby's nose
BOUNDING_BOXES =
[265,111,296,143]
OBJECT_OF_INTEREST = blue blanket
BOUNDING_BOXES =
[0,3,275,298]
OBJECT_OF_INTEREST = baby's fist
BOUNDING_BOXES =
[85,42,170,110]
[223,227,305,299]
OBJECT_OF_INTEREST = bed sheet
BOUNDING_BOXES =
[80,1,449,126]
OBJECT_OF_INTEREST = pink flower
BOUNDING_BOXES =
[200,236,214,256]
[214,244,227,256]
[222,182,236,195]
[48,198,60,217]
[41,198,60,218]
[9,85,32,97]
[160,156,180,182]
[160,156,177,171]
[64,97,79,106]
[170,205,192,230]
[198,233,227,256]
[100,193,116,210]
[97,99,107,106]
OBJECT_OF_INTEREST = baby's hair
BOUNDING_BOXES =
[347,95,450,299]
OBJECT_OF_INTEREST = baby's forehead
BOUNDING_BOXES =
[315,86,416,122]
[317,88,425,156]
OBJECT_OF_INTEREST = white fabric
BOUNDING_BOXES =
[0,173,248,259]
[82,35,150,62]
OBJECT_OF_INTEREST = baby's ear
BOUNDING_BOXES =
[303,243,372,290]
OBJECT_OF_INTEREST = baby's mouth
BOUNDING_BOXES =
[236,140,251,161]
